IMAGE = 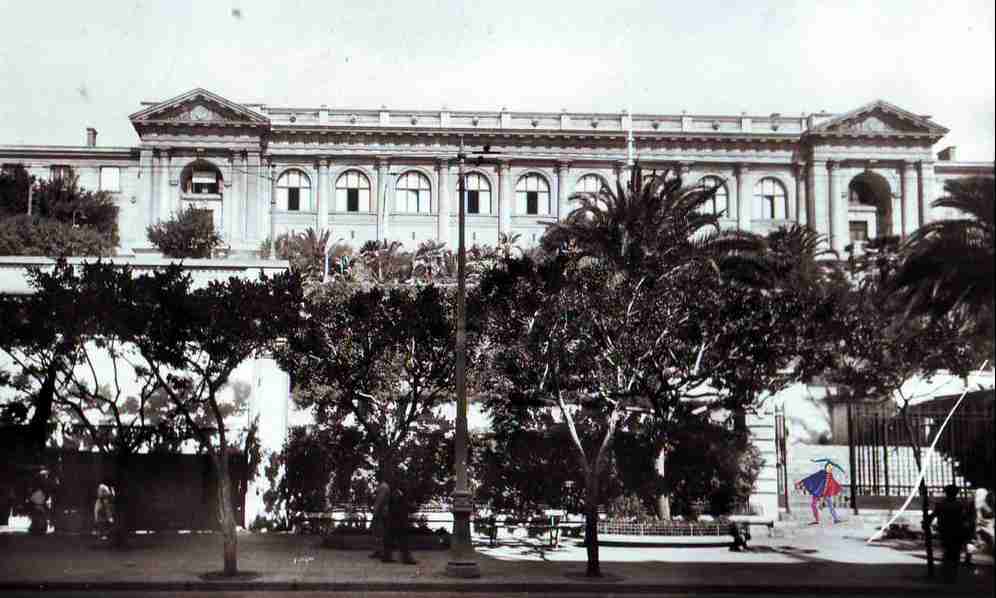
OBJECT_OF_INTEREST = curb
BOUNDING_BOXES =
[0,580,989,595]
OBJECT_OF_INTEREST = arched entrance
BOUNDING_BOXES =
[847,171,893,244]
[178,159,224,233]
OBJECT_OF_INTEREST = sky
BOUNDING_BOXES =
[1,0,993,160]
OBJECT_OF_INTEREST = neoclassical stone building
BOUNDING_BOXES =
[2,88,992,257]
[1,89,993,521]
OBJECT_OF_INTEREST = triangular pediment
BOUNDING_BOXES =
[129,88,268,126]
[809,100,948,138]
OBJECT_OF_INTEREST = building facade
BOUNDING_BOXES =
[2,88,992,258]
[2,89,993,522]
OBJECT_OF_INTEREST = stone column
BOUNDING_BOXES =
[917,161,935,227]
[376,158,389,240]
[498,161,512,236]
[317,158,329,237]
[809,160,830,249]
[900,161,915,236]
[735,164,752,231]
[828,160,847,255]
[436,159,451,247]
[246,151,260,243]
[555,161,570,220]
[793,163,808,226]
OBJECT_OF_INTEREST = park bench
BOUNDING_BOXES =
[476,514,584,548]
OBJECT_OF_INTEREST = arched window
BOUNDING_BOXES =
[572,174,608,213]
[464,172,492,215]
[181,162,222,195]
[335,170,371,212]
[276,169,312,211]
[698,176,729,217]
[753,177,788,219]
[395,171,432,213]
[516,173,551,216]
[575,174,604,194]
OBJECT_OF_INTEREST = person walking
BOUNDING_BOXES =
[368,477,390,560]
[929,484,970,584]
[93,484,115,540]
[381,482,416,565]
[795,458,845,525]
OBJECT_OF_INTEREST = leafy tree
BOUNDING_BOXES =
[0,260,98,454]
[827,237,988,578]
[109,264,301,575]
[146,206,224,258]
[273,281,462,517]
[476,167,835,577]
[358,239,409,283]
[889,176,994,343]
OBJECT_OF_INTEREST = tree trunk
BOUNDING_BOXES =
[28,363,58,454]
[655,447,671,520]
[584,472,601,578]
[902,416,934,579]
[214,453,238,576]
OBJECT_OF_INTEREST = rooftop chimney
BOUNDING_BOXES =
[937,146,957,161]
[86,127,97,147]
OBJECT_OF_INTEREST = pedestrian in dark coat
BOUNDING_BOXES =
[930,484,970,584]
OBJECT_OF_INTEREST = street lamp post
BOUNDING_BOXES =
[445,137,481,578]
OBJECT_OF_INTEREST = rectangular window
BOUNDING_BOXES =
[287,187,300,211]
[527,191,538,215]
[50,165,72,181]
[99,166,120,192]
[467,190,479,214]
[849,221,869,243]
[347,188,359,212]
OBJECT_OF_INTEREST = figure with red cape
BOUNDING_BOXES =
[795,458,846,525]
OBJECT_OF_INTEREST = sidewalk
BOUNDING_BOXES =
[0,520,992,595]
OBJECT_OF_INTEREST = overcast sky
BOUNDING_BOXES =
[1,0,993,159]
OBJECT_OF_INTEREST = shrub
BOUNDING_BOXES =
[0,214,115,256]
[147,206,224,258]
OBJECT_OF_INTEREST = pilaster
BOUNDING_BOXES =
[498,161,512,236]
[436,159,451,247]
[917,161,935,226]
[376,158,389,240]
[735,163,752,231]
[268,159,277,246]
[246,151,260,243]
[809,160,830,249]
[900,160,915,236]
[555,161,570,220]
[828,160,847,255]
[793,163,807,226]
[157,149,172,224]
[317,158,330,238]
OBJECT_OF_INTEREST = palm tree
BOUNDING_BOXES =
[889,176,994,337]
[541,163,764,279]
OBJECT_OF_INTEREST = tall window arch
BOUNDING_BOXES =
[516,173,551,216]
[335,170,371,212]
[276,169,312,211]
[698,176,729,217]
[464,172,492,215]
[753,177,788,219]
[396,171,432,213]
